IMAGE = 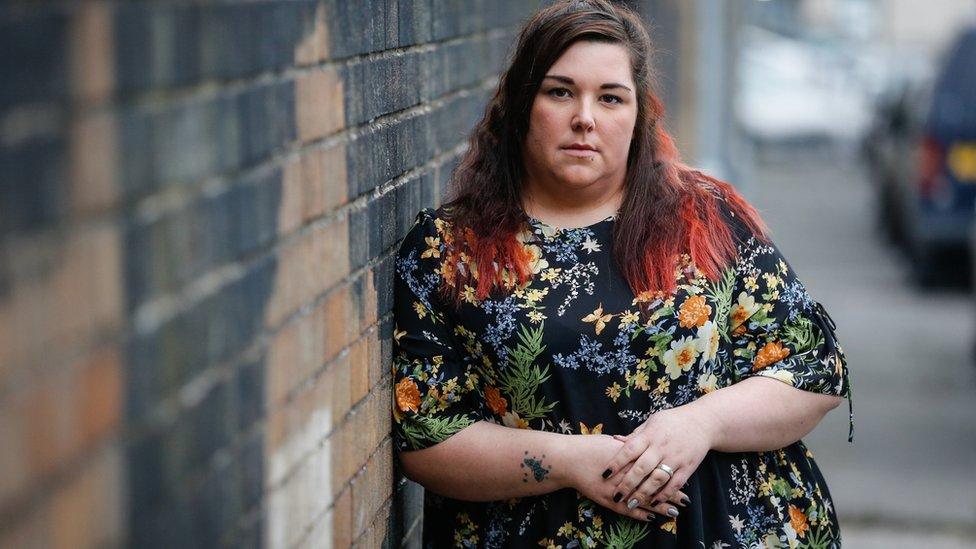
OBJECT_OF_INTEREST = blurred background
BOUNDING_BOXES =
[1,0,974,547]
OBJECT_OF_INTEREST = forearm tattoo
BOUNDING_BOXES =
[520,450,551,483]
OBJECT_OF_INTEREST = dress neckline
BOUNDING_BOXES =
[524,211,619,233]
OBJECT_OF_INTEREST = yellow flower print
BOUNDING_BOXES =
[744,275,759,292]
[537,538,562,549]
[413,301,428,319]
[528,310,547,324]
[678,295,712,328]
[662,335,700,380]
[540,267,562,282]
[633,370,650,391]
[619,310,640,326]
[762,272,780,290]
[582,303,613,335]
[557,522,576,537]
[778,259,789,274]
[393,327,407,343]
[579,422,603,434]
[656,377,670,394]
[525,288,548,303]
[592,515,603,529]
[606,382,622,402]
[462,285,477,304]
[421,236,440,259]
[660,517,677,533]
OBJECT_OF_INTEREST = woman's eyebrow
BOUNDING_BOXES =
[543,74,632,92]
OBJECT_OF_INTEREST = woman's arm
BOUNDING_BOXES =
[398,420,691,521]
[600,377,843,513]
[687,375,842,452]
[398,420,574,501]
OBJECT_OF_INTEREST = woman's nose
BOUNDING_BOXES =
[572,101,595,132]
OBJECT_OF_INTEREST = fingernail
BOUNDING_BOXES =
[613,492,622,503]
[680,496,690,506]
[650,500,661,507]
[667,507,679,518]
[627,498,639,510]
[602,468,612,479]
[645,513,657,522]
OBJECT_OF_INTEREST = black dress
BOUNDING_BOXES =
[391,200,853,548]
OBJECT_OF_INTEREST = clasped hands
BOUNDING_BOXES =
[568,405,714,522]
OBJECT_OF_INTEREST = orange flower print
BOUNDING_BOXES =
[395,378,421,413]
[678,295,711,328]
[788,505,809,538]
[485,385,508,415]
[753,341,791,371]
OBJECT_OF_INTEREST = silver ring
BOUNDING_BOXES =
[655,463,674,478]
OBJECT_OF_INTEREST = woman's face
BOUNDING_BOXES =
[523,40,639,192]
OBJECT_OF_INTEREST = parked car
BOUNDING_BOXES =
[864,26,976,287]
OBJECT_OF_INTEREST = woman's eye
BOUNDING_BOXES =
[547,87,570,98]
[602,94,623,104]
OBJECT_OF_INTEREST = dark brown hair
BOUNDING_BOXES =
[438,0,769,305]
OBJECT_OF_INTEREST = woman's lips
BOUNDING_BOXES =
[562,147,597,158]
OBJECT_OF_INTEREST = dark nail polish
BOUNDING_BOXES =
[613,492,622,503]
[650,500,661,507]
[602,468,612,479]
[680,496,691,506]
[646,513,657,522]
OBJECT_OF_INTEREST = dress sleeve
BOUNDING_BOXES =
[391,208,487,451]
[724,214,854,442]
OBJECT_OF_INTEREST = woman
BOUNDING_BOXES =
[391,1,853,547]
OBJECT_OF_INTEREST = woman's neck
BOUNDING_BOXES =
[521,176,625,229]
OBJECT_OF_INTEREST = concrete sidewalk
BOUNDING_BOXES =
[747,148,976,548]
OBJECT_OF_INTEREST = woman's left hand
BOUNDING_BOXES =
[600,406,716,512]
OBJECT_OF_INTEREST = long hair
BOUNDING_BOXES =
[437,0,768,306]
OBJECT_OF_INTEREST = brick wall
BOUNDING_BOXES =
[0,1,545,547]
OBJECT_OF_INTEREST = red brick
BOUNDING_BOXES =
[279,157,306,236]
[49,445,123,549]
[348,336,369,406]
[296,67,344,143]
[294,2,330,66]
[69,1,114,103]
[77,345,122,447]
[331,486,353,549]
[69,110,119,214]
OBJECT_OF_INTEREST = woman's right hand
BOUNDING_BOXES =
[564,434,689,522]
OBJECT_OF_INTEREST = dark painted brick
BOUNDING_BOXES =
[429,91,489,155]
[0,13,67,106]
[394,176,424,239]
[348,205,370,271]
[0,137,66,235]
[346,114,431,197]
[342,52,424,127]
[326,0,432,58]
[375,256,396,320]
[234,358,265,432]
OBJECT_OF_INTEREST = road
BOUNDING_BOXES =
[748,146,976,548]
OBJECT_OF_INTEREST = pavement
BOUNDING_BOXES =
[748,145,976,548]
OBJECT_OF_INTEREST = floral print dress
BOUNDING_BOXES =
[391,202,853,549]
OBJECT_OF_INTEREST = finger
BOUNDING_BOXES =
[612,434,628,442]
[611,498,660,523]
[650,471,692,508]
[668,489,691,508]
[644,499,681,520]
[614,454,671,505]
[601,435,650,481]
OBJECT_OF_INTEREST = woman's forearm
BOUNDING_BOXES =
[685,376,843,453]
[397,420,576,501]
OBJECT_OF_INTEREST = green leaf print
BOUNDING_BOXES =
[498,322,558,421]
[400,413,476,450]
[781,316,820,352]
[707,267,737,341]
[603,518,652,548]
